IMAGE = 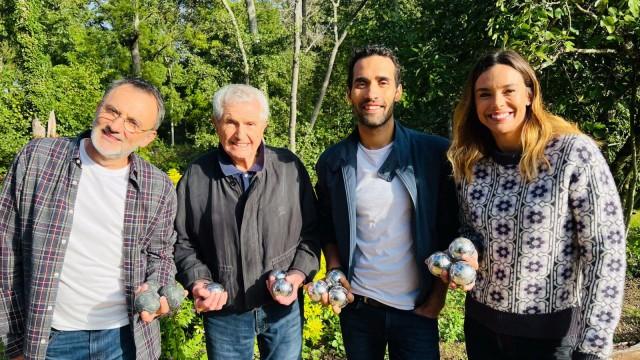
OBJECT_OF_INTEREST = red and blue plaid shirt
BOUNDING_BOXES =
[0,136,177,359]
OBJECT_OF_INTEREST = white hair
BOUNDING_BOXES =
[211,84,269,123]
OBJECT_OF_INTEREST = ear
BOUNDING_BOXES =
[139,130,157,148]
[394,84,403,102]
[526,87,533,106]
[346,89,353,105]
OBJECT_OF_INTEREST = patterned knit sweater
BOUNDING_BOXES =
[458,134,626,359]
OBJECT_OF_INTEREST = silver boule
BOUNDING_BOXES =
[159,282,186,311]
[449,261,477,286]
[135,288,161,313]
[426,251,452,276]
[328,285,349,308]
[270,270,288,280]
[206,282,225,294]
[448,237,477,261]
[307,279,329,302]
[325,269,346,287]
[272,278,293,297]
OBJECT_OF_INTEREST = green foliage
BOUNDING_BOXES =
[439,290,466,343]
[627,211,640,277]
[160,299,207,360]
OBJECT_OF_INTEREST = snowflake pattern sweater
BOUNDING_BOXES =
[458,134,626,359]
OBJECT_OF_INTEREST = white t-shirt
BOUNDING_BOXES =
[350,142,421,310]
[51,139,130,330]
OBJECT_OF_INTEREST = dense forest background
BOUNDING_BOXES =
[1,0,638,228]
[1,1,639,358]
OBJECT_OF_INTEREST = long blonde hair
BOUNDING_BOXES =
[447,50,582,183]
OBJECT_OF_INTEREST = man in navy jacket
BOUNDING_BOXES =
[315,45,458,360]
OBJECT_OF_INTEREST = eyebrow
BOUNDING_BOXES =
[475,83,519,92]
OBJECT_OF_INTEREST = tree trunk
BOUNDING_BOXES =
[130,10,141,76]
[308,0,369,129]
[222,0,250,84]
[289,0,302,152]
[245,0,258,38]
[301,0,307,39]
[623,62,639,231]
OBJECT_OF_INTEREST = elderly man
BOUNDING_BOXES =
[174,84,320,360]
[315,45,459,359]
[0,78,177,360]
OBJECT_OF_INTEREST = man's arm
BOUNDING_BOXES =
[0,147,28,358]
[288,159,321,281]
[173,170,213,289]
[143,178,178,287]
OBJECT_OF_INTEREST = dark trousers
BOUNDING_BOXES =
[339,298,440,360]
[465,316,576,360]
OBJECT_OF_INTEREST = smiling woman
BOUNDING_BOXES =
[447,50,627,360]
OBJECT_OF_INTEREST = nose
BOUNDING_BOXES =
[107,114,126,132]
[365,84,380,101]
[235,124,246,139]
[492,93,505,109]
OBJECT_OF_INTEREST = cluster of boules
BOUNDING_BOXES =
[425,237,477,287]
[135,280,187,313]
[271,270,294,297]
[307,269,349,308]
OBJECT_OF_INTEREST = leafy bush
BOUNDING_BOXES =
[439,290,466,343]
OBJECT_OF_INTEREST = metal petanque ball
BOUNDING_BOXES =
[206,282,225,294]
[448,237,477,261]
[449,261,477,286]
[159,282,186,311]
[270,270,293,297]
[426,251,452,276]
[135,283,161,313]
[325,269,346,287]
[307,279,329,302]
[271,270,288,281]
[328,285,349,308]
[272,279,293,297]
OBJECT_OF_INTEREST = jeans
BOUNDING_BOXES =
[465,316,576,360]
[339,298,440,360]
[203,300,302,360]
[45,324,136,360]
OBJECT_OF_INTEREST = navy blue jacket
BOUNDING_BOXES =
[315,121,458,305]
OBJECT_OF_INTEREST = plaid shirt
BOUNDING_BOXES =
[0,136,177,360]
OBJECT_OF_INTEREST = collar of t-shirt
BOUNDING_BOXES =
[218,142,265,191]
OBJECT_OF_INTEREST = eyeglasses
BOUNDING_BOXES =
[99,105,155,134]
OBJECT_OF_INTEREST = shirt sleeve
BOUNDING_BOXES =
[144,176,178,288]
[0,146,28,358]
[570,138,626,359]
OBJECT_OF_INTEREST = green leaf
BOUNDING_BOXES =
[554,8,563,19]
[629,0,640,17]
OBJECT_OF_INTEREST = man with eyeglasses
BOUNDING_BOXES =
[0,78,177,360]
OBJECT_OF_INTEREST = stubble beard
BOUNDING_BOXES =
[90,122,138,160]
[354,102,395,129]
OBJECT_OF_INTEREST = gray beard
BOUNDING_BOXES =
[90,127,137,160]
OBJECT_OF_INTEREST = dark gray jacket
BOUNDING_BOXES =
[174,146,320,312]
[315,122,459,305]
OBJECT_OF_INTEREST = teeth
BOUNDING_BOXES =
[490,113,512,120]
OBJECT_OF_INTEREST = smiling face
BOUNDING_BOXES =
[214,99,267,171]
[88,84,158,169]
[348,55,402,129]
[474,64,532,151]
